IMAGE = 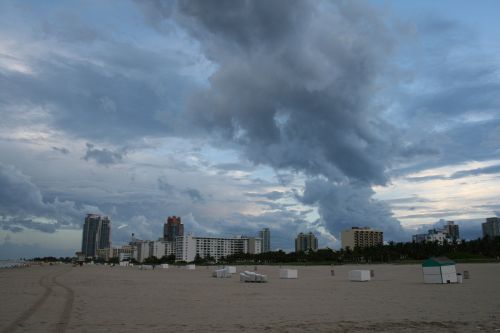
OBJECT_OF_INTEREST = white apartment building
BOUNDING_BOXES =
[149,240,165,259]
[412,222,460,244]
[131,240,151,262]
[175,235,262,262]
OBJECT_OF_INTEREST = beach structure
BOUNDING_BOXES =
[212,268,232,278]
[422,257,457,284]
[349,270,371,282]
[280,269,298,279]
[119,261,130,267]
[161,264,169,269]
[240,271,268,283]
[186,264,196,270]
[225,266,237,274]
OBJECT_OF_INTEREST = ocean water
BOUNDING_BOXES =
[0,260,27,268]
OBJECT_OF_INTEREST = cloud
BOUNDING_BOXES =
[52,146,70,154]
[245,191,286,201]
[83,143,126,166]
[449,164,500,179]
[135,0,427,242]
[0,163,101,233]
[299,178,409,241]
[405,164,500,182]
[183,188,204,203]
[157,176,175,193]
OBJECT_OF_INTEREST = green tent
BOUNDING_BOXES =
[422,257,456,267]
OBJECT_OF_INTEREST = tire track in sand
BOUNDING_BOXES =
[1,267,73,333]
[52,274,75,333]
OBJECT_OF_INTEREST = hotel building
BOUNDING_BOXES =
[341,227,383,250]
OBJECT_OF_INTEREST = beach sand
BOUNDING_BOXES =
[1,263,499,332]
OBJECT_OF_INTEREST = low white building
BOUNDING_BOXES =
[175,235,262,262]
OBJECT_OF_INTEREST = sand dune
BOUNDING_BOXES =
[1,263,499,332]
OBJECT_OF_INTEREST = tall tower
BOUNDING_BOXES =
[81,214,111,258]
[443,221,459,240]
[295,232,318,252]
[259,228,271,252]
[163,216,184,241]
[99,216,111,249]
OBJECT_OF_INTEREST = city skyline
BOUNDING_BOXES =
[1,0,500,259]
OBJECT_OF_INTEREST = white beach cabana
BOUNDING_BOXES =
[279,269,298,279]
[240,271,268,283]
[213,268,232,278]
[186,264,196,270]
[349,270,371,282]
[161,264,169,269]
[422,257,457,284]
[224,266,237,274]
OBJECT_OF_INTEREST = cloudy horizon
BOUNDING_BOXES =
[1,0,499,259]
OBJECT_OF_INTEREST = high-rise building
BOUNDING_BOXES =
[341,227,383,250]
[81,214,111,258]
[259,228,271,252]
[163,216,184,241]
[99,217,111,249]
[295,232,318,252]
[482,217,500,238]
[443,221,460,240]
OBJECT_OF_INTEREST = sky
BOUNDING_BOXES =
[1,0,500,259]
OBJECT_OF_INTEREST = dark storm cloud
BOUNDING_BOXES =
[388,16,500,177]
[0,39,194,144]
[136,0,420,240]
[0,218,58,234]
[52,146,70,155]
[157,176,175,193]
[405,164,500,183]
[0,163,101,232]
[157,176,204,203]
[406,174,447,182]
[449,164,500,179]
[183,188,204,203]
[83,143,126,166]
[139,0,411,185]
[299,178,408,241]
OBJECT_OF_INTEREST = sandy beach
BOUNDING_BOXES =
[1,263,499,332]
